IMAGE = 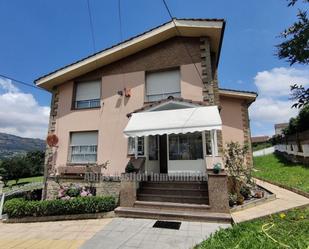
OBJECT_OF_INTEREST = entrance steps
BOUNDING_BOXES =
[137,181,209,205]
[115,181,232,223]
[115,203,232,223]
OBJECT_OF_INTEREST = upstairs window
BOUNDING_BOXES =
[146,69,181,102]
[74,80,101,109]
[69,131,98,164]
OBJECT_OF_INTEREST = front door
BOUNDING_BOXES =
[159,135,168,173]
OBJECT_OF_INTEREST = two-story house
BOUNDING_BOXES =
[36,19,256,221]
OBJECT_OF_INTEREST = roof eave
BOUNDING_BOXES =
[35,19,225,91]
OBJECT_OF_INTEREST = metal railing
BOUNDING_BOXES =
[70,145,97,163]
[75,99,100,109]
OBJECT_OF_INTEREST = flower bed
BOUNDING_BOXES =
[4,196,116,218]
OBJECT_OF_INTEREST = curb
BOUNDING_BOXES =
[254,177,309,199]
[3,211,115,223]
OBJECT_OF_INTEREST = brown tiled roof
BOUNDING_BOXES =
[127,88,257,117]
[251,136,270,143]
[127,96,208,117]
[275,123,288,129]
[35,18,225,84]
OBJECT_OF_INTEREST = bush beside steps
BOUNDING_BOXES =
[4,196,116,218]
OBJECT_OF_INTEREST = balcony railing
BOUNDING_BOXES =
[75,99,100,109]
[70,145,97,163]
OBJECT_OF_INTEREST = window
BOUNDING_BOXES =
[169,133,203,160]
[146,69,181,102]
[148,135,158,160]
[205,131,213,156]
[74,80,101,109]
[128,137,144,156]
[69,131,98,163]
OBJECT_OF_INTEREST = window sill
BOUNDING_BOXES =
[71,106,101,111]
[66,163,97,166]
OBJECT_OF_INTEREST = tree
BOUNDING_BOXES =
[276,0,309,108]
[24,151,45,176]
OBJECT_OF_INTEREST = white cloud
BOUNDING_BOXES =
[0,77,50,139]
[250,67,309,136]
[254,67,309,97]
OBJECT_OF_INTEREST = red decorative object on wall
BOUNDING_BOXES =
[124,88,131,97]
[46,134,59,147]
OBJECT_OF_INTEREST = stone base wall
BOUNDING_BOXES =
[207,170,230,213]
[45,177,121,202]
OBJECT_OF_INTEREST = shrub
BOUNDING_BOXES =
[125,161,136,173]
[4,196,116,218]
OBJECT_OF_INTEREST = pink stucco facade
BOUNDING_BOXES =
[53,63,249,175]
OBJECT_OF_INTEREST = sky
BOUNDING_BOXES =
[0,0,308,139]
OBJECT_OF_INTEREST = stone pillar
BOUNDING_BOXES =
[241,101,253,167]
[119,174,138,207]
[201,37,229,213]
[42,87,59,200]
[207,171,230,213]
[200,37,223,155]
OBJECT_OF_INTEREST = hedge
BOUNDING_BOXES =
[4,196,116,218]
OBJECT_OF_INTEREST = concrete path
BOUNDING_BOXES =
[80,218,230,249]
[0,218,112,249]
[232,179,309,223]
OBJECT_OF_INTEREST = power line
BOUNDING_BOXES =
[162,0,204,83]
[0,73,45,91]
[86,0,96,53]
[118,0,124,42]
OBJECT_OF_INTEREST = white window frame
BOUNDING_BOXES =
[145,69,181,102]
[74,80,101,109]
[128,137,145,157]
[69,131,98,164]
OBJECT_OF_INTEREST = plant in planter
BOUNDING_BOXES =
[229,193,237,207]
[237,194,245,205]
[224,142,256,204]
[213,163,222,174]
[125,161,137,173]
[240,185,251,200]
[58,184,94,199]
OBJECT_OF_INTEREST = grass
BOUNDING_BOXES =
[195,208,309,249]
[5,176,43,189]
[253,153,309,193]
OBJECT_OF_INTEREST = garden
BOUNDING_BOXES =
[3,182,116,219]
[195,208,308,249]
[253,153,309,193]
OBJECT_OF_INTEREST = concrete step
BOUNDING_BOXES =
[138,187,208,197]
[140,181,208,190]
[114,206,232,223]
[137,193,209,204]
[134,200,211,212]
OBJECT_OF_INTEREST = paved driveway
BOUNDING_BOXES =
[80,218,230,249]
[0,218,112,249]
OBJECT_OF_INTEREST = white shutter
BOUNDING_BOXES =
[71,131,98,146]
[146,70,180,101]
[76,80,100,101]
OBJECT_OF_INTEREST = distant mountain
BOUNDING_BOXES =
[0,132,45,159]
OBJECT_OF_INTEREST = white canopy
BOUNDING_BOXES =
[124,106,222,137]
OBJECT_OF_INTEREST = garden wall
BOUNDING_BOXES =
[275,130,309,165]
[46,177,121,201]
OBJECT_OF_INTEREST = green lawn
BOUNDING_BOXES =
[196,208,309,249]
[5,176,43,189]
[253,154,309,193]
